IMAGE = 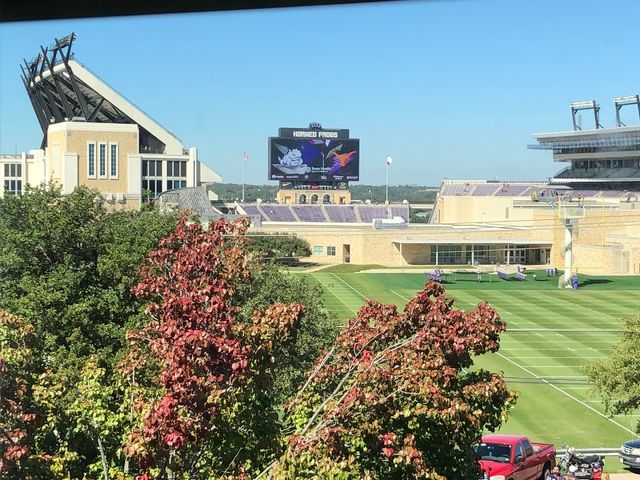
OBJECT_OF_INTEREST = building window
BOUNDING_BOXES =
[474,245,490,264]
[3,180,22,196]
[327,246,336,256]
[88,143,96,178]
[167,160,187,177]
[167,180,187,190]
[4,163,22,178]
[430,244,463,265]
[142,159,163,177]
[142,159,163,201]
[98,143,107,178]
[166,160,187,190]
[313,246,323,256]
[109,143,118,178]
[3,164,22,196]
[142,179,163,201]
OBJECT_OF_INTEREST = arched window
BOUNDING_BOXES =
[299,194,307,204]
[311,194,319,204]
[323,194,331,204]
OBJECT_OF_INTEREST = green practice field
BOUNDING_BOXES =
[299,268,640,465]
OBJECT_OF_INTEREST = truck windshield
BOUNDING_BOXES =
[474,443,512,463]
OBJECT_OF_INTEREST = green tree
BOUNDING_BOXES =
[0,185,179,478]
[245,234,311,259]
[586,312,640,432]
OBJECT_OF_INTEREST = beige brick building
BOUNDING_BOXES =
[4,33,220,207]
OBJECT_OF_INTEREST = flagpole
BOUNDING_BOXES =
[242,163,245,203]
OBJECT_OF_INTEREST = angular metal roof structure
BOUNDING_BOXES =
[21,32,184,153]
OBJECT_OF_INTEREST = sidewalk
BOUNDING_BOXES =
[611,473,639,480]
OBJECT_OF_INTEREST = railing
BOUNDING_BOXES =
[556,447,620,457]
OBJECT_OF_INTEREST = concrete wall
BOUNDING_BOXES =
[433,196,537,225]
[252,201,640,275]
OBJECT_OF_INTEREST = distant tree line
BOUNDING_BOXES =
[211,183,437,204]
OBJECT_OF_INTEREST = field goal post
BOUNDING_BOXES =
[557,203,586,288]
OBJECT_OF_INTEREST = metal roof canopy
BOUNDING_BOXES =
[392,238,553,245]
[21,32,183,153]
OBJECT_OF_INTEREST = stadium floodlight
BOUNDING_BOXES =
[570,100,602,131]
[614,95,640,105]
[614,95,640,127]
[570,100,597,109]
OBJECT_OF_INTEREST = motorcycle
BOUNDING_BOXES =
[558,445,605,480]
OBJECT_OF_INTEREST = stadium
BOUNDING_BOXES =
[3,31,640,464]
[3,33,640,279]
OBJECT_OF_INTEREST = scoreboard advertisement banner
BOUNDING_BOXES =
[269,137,360,181]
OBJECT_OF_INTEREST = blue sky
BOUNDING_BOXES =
[2,0,640,186]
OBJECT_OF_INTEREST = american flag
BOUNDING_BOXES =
[242,152,249,164]
[386,155,393,166]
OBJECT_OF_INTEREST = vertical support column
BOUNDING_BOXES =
[435,244,439,266]
[471,244,475,266]
[563,218,573,288]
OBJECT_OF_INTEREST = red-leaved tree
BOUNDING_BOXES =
[123,217,304,479]
[269,281,517,480]
[0,311,41,479]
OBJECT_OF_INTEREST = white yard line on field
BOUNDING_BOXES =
[516,356,604,359]
[501,348,607,352]
[496,352,635,435]
[391,290,409,302]
[507,328,620,332]
[312,273,359,314]
[330,273,369,300]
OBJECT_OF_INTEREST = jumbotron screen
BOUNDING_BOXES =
[269,138,360,181]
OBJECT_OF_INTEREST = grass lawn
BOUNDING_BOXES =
[297,269,640,472]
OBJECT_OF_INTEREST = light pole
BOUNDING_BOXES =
[385,155,393,203]
[241,152,249,202]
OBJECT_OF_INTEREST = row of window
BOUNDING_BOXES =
[88,142,118,179]
[142,179,188,200]
[141,160,187,178]
[428,245,528,265]
[141,159,188,200]
[4,179,22,196]
[4,163,22,178]
[313,246,336,256]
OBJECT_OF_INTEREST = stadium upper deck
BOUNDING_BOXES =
[529,99,640,189]
[22,33,183,154]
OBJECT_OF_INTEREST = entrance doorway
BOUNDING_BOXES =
[507,247,526,264]
[343,244,351,263]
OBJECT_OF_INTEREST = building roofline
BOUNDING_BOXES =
[533,125,640,140]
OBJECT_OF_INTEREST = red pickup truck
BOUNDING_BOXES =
[476,434,556,480]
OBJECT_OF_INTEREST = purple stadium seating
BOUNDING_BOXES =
[494,184,529,196]
[324,205,358,223]
[441,184,472,196]
[471,184,500,196]
[258,205,297,222]
[390,205,409,222]
[291,205,327,222]
[357,205,389,223]
[241,204,262,218]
